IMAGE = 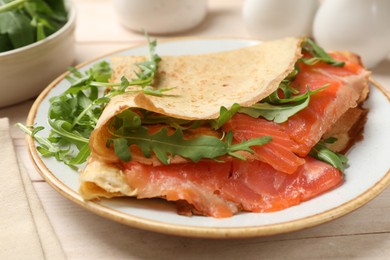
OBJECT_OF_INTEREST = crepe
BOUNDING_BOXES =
[80,37,303,199]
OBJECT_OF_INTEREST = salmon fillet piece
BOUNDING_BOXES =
[223,52,369,173]
[124,157,343,218]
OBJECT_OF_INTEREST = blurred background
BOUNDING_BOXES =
[1,0,389,107]
[76,0,390,69]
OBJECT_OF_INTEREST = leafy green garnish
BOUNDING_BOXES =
[249,85,329,123]
[301,38,345,67]
[0,0,67,52]
[239,97,310,124]
[16,123,88,169]
[52,61,113,130]
[107,110,272,164]
[264,84,328,105]
[20,61,111,168]
[264,81,299,104]
[89,36,174,97]
[224,132,272,161]
[210,103,241,130]
[309,139,348,173]
[209,85,327,125]
[18,36,169,168]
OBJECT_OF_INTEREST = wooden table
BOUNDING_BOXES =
[2,0,390,258]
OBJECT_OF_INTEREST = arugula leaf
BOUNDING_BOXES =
[0,0,68,51]
[0,8,35,49]
[109,126,222,163]
[309,140,348,173]
[239,97,309,124]
[109,109,142,133]
[48,119,89,147]
[301,38,345,67]
[226,132,272,160]
[44,0,67,19]
[109,125,271,164]
[68,143,90,165]
[0,33,13,52]
[263,84,328,105]
[113,138,132,162]
[323,137,338,144]
[108,107,272,164]
[91,61,112,82]
[16,123,80,169]
[0,0,24,13]
[238,84,328,123]
[0,0,67,52]
[89,36,176,97]
[18,60,112,168]
[18,37,169,168]
[210,103,241,130]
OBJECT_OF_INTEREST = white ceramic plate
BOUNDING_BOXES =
[26,38,390,238]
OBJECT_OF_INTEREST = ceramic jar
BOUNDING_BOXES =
[242,0,318,40]
[112,0,208,34]
[313,0,390,68]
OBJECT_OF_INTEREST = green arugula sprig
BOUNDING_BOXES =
[211,85,328,126]
[66,36,169,126]
[239,97,310,124]
[301,38,345,67]
[51,61,112,130]
[16,123,89,169]
[107,109,272,164]
[18,37,170,168]
[210,103,241,130]
[263,80,299,104]
[0,0,67,52]
[21,61,113,169]
[90,37,174,97]
[309,138,348,173]
[243,85,329,123]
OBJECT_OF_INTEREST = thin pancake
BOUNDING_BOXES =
[97,37,302,126]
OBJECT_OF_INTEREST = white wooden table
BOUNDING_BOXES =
[2,0,390,259]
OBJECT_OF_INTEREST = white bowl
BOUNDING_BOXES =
[0,1,76,108]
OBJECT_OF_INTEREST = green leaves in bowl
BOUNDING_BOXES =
[0,0,68,53]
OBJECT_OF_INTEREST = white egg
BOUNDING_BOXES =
[313,0,390,68]
[242,0,318,40]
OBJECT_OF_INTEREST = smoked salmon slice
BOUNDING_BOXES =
[284,53,369,155]
[222,114,305,174]
[223,52,369,173]
[124,156,343,218]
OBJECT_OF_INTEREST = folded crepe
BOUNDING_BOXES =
[79,37,370,217]
[80,37,302,197]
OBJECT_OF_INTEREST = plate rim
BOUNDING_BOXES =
[25,37,390,238]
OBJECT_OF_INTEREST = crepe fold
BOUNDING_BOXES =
[79,37,303,199]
